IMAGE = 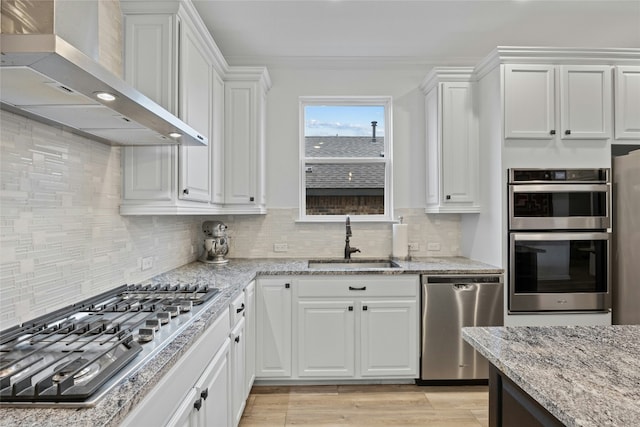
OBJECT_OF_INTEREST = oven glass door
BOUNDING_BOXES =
[509,232,611,312]
[509,184,610,230]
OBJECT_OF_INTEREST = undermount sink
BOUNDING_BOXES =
[307,259,400,269]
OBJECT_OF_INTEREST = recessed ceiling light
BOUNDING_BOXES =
[169,132,182,138]
[94,92,117,102]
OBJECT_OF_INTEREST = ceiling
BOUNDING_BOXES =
[193,0,640,67]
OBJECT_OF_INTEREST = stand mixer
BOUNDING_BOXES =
[199,221,229,264]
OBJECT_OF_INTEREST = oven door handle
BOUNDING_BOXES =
[510,183,610,193]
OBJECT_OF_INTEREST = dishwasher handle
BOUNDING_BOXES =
[453,283,477,291]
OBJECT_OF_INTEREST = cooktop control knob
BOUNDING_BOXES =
[138,327,155,343]
[179,301,193,313]
[165,305,180,318]
[157,312,171,325]
[145,319,161,331]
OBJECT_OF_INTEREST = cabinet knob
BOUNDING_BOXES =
[249,196,255,202]
[183,188,189,195]
[285,283,290,289]
[363,305,368,311]
[550,130,556,135]
[194,398,202,411]
[236,303,245,314]
[348,306,353,311]
[201,388,209,400]
[565,130,571,135]
[445,195,451,200]
[235,335,240,343]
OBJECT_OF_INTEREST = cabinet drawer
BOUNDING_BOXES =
[298,276,418,298]
[230,292,246,327]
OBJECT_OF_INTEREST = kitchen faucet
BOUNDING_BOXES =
[344,215,361,259]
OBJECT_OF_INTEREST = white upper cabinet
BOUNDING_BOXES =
[503,64,612,140]
[614,66,640,141]
[121,4,214,214]
[179,22,212,202]
[120,0,270,215]
[421,68,479,213]
[504,64,555,139]
[559,65,612,139]
[223,71,270,213]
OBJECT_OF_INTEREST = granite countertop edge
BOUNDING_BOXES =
[1,257,501,426]
[462,325,640,427]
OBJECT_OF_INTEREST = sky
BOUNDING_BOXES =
[304,105,385,137]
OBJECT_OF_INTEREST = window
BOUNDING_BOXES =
[299,96,393,221]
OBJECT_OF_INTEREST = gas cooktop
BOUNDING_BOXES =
[0,283,221,407]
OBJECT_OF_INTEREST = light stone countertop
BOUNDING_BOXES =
[0,257,500,426]
[462,325,640,427]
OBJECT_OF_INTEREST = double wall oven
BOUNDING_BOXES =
[508,168,611,313]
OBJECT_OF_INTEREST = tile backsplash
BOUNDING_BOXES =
[1,110,461,328]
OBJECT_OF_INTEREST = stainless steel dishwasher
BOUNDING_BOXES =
[419,274,503,383]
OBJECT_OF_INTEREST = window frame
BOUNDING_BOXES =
[298,96,394,222]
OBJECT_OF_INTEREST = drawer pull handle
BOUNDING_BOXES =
[349,286,366,291]
[236,303,245,314]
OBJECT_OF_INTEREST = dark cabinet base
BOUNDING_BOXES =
[489,364,565,427]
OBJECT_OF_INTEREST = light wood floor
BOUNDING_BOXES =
[239,384,489,426]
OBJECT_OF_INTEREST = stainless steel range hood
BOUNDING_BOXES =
[0,33,207,147]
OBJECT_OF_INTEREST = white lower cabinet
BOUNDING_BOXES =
[297,300,356,377]
[244,281,256,396]
[230,317,246,426]
[121,310,231,427]
[295,276,419,380]
[359,300,418,377]
[255,277,292,378]
[167,338,232,427]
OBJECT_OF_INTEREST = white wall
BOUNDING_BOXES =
[209,63,464,260]
[264,63,428,209]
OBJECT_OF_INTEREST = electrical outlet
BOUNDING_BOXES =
[427,242,441,251]
[408,242,420,251]
[273,243,288,252]
[142,256,153,271]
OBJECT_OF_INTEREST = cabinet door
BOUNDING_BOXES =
[122,145,175,201]
[211,69,225,204]
[425,88,441,207]
[195,338,231,427]
[441,81,477,204]
[244,281,256,397]
[224,82,257,205]
[359,300,418,377]
[615,66,640,140]
[296,300,356,377]
[122,14,177,203]
[166,388,199,427]
[504,64,555,139]
[230,318,246,427]
[560,65,612,139]
[256,279,292,378]
[179,23,211,202]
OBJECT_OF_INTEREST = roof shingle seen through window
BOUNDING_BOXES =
[305,136,384,158]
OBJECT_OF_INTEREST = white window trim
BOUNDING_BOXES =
[298,96,394,222]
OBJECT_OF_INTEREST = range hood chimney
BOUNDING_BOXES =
[0,1,207,146]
